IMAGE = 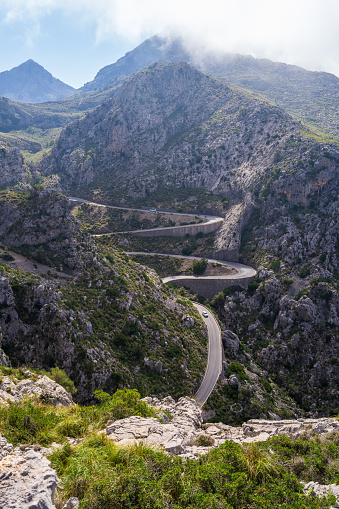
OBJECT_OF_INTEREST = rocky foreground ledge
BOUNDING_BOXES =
[1,395,339,508]
[107,396,339,459]
[0,373,73,407]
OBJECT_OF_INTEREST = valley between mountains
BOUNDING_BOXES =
[0,39,338,508]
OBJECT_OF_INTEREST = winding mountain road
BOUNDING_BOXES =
[68,196,256,405]
[68,196,223,236]
[127,252,256,283]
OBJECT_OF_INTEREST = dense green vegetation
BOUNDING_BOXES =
[51,431,337,509]
[192,258,208,275]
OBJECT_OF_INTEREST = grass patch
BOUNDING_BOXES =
[0,388,156,448]
[51,437,335,508]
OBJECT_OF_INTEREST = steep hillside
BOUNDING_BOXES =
[81,34,339,141]
[213,146,339,417]
[41,61,302,209]
[0,189,298,420]
[42,62,338,259]
[0,60,75,103]
[0,189,210,403]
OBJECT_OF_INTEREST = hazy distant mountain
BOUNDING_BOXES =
[81,35,339,140]
[0,60,75,103]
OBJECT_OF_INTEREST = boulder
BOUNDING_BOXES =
[302,481,339,508]
[144,357,163,374]
[183,315,195,328]
[228,374,241,388]
[0,433,13,461]
[62,498,80,509]
[0,374,73,406]
[0,447,58,509]
[222,330,240,352]
[106,397,202,454]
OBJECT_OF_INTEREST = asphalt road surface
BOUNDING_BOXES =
[193,303,222,406]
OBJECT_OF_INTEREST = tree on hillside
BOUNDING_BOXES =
[192,258,207,276]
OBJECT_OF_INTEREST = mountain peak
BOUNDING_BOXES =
[20,59,43,68]
[0,60,75,103]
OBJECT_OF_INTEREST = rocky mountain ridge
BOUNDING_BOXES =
[41,62,299,202]
[81,34,339,141]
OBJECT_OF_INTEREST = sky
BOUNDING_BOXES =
[0,0,339,89]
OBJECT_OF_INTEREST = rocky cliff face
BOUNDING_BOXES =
[0,189,83,270]
[214,155,338,417]
[0,144,31,188]
[218,142,339,416]
[0,97,32,132]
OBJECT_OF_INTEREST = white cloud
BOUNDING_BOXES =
[1,0,339,76]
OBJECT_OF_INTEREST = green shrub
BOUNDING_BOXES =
[282,277,293,286]
[51,438,334,508]
[298,265,311,278]
[295,289,308,301]
[0,400,60,446]
[181,246,193,255]
[93,388,156,421]
[223,285,243,296]
[192,258,207,275]
[193,434,215,447]
[270,259,281,272]
[261,378,273,393]
[247,281,259,296]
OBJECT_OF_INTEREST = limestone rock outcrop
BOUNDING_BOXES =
[0,144,30,187]
[0,433,13,460]
[0,373,73,406]
[0,190,82,270]
[0,445,58,509]
[107,396,202,454]
[302,481,339,508]
[106,396,339,460]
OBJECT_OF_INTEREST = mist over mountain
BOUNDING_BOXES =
[81,34,339,141]
[0,60,75,104]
